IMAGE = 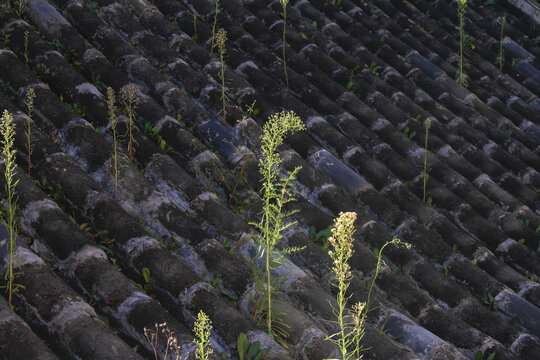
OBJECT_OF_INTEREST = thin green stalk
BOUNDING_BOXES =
[25,88,35,175]
[280,0,289,88]
[192,11,198,42]
[456,0,468,87]
[422,118,431,203]
[107,87,119,200]
[216,28,228,127]
[366,237,410,315]
[210,0,220,55]
[499,16,506,71]
[121,85,139,161]
[1,110,21,310]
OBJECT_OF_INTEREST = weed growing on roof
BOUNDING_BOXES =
[1,33,10,46]
[456,0,469,87]
[309,225,332,251]
[144,322,181,360]
[326,212,367,359]
[120,85,139,161]
[237,332,268,360]
[194,310,214,360]
[499,16,506,71]
[192,11,199,42]
[366,237,410,315]
[0,110,23,310]
[10,0,23,17]
[346,65,360,92]
[25,87,35,175]
[250,110,306,340]
[210,0,221,55]
[422,118,431,203]
[143,122,173,154]
[216,28,228,127]
[475,350,495,360]
[280,0,290,88]
[107,87,121,200]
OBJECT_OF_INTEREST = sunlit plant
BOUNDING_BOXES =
[326,212,366,359]
[326,212,411,359]
[193,310,214,360]
[250,110,306,339]
[0,110,23,310]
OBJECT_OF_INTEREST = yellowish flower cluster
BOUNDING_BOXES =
[328,211,357,283]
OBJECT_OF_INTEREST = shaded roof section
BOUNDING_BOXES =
[0,0,539,359]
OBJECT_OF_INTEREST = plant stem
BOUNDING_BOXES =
[210,0,220,55]
[366,238,410,314]
[281,0,289,88]
[1,110,19,310]
[107,87,119,200]
[217,28,228,127]
[121,85,139,161]
[25,88,35,176]
[457,0,468,87]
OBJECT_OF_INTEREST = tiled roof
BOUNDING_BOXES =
[0,0,539,359]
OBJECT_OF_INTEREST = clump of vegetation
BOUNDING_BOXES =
[216,28,228,127]
[250,110,306,340]
[0,110,23,310]
[456,0,469,87]
[280,0,290,88]
[193,310,214,360]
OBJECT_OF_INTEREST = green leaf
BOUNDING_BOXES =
[141,267,151,284]
[247,341,260,359]
[237,332,248,360]
[254,349,269,360]
[308,226,315,240]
